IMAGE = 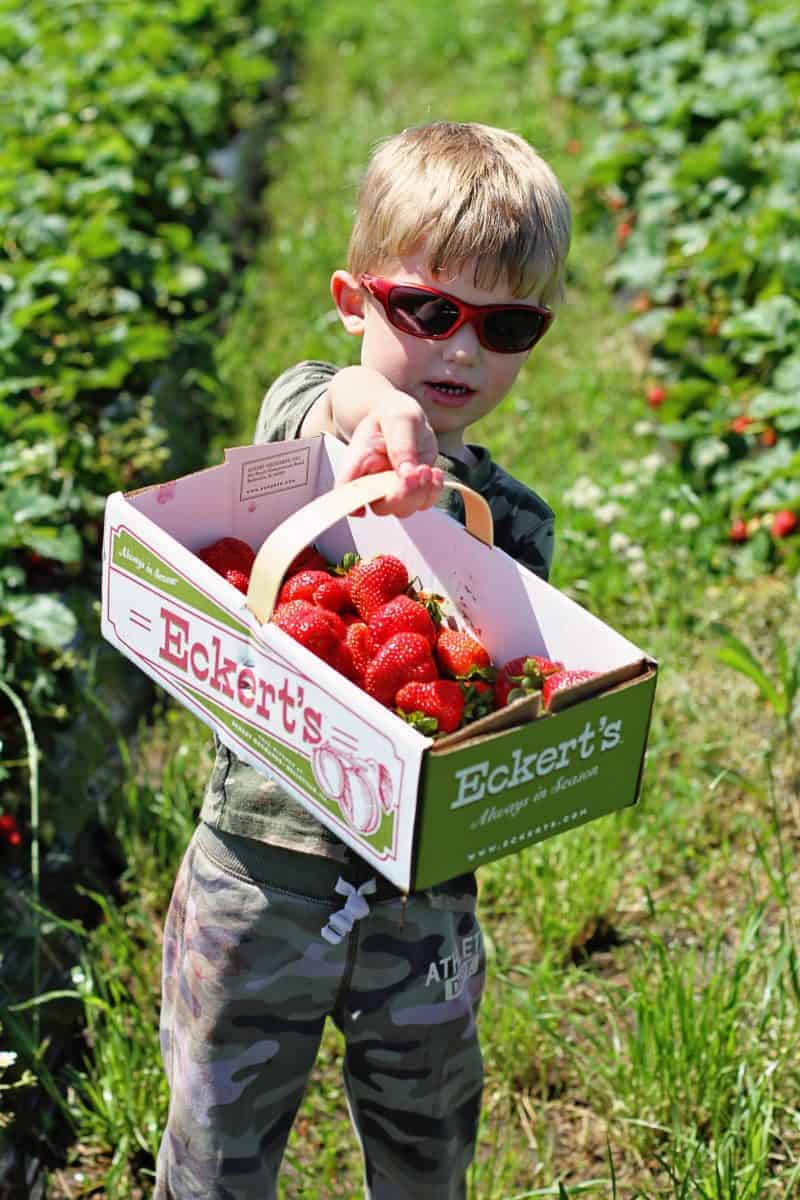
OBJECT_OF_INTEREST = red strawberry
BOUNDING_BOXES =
[272,600,346,666]
[313,576,350,612]
[198,536,255,577]
[368,595,437,648]
[0,812,22,847]
[729,519,749,543]
[277,569,332,605]
[436,628,492,678]
[349,555,409,621]
[396,680,465,734]
[645,384,667,408]
[225,568,251,595]
[493,654,564,708]
[330,640,358,681]
[286,543,328,577]
[542,669,599,711]
[345,622,376,684]
[771,509,798,538]
[364,633,438,707]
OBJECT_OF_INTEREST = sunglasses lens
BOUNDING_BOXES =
[483,308,547,353]
[378,281,550,353]
[389,288,461,337]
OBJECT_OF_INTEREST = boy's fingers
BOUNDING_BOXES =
[369,463,444,517]
[381,410,439,476]
[335,413,443,517]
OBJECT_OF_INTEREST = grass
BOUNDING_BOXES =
[23,1,800,1196]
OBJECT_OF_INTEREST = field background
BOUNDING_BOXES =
[1,2,798,1198]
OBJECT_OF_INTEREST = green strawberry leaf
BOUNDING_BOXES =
[395,708,438,735]
[5,593,78,649]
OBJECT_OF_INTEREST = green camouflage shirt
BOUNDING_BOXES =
[200,361,556,860]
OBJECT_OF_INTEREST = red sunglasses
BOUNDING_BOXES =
[360,274,553,354]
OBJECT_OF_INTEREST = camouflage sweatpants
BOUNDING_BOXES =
[154,822,486,1199]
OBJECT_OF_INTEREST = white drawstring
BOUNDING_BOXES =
[321,876,377,945]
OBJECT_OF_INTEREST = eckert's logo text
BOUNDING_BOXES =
[450,716,622,809]
[158,605,323,746]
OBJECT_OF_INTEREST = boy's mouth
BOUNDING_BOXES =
[424,380,476,407]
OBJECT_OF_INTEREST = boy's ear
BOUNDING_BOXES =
[331,270,365,336]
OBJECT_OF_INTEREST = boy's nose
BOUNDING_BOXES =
[442,321,481,363]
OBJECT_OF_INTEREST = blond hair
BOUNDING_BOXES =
[348,122,572,306]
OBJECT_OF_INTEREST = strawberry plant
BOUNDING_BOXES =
[0,0,307,826]
[542,0,800,570]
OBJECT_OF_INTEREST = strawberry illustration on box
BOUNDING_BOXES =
[101,434,657,891]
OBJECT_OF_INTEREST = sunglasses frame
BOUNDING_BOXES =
[360,273,553,354]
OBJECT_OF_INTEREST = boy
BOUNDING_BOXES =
[155,121,571,1200]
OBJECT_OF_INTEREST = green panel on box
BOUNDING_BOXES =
[112,527,245,635]
[412,673,657,889]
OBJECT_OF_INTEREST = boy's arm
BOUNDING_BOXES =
[301,365,443,517]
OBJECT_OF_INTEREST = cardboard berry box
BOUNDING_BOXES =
[101,433,658,891]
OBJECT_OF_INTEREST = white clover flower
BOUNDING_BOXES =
[611,480,638,498]
[620,460,639,476]
[564,476,604,508]
[694,440,728,469]
[633,420,654,436]
[679,512,701,531]
[660,507,675,526]
[596,501,624,525]
[0,1051,17,1070]
[629,559,648,579]
[626,544,645,560]
[641,452,665,474]
[609,531,631,553]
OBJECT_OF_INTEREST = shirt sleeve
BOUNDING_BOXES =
[254,361,338,444]
[435,449,556,582]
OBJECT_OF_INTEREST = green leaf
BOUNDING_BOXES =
[1,484,61,524]
[22,524,82,564]
[5,593,78,649]
[712,623,786,715]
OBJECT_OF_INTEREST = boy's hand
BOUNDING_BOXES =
[336,410,444,517]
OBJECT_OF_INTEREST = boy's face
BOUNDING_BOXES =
[332,251,541,454]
